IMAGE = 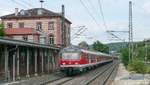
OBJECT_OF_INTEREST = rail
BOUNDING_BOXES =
[83,61,119,85]
[44,61,119,85]
[103,62,119,85]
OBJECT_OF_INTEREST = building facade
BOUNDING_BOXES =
[1,8,71,47]
[5,28,40,43]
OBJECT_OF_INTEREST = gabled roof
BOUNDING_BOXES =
[1,8,71,24]
[5,28,40,35]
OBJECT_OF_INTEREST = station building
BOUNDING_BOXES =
[1,8,71,47]
[0,7,71,82]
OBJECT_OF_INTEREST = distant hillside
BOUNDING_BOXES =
[89,41,147,53]
[107,42,128,52]
[89,42,128,53]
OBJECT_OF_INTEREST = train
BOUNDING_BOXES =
[60,46,117,75]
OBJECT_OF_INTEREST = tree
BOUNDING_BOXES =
[78,41,89,49]
[0,24,5,36]
[92,40,109,53]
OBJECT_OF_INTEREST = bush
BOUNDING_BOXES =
[127,59,149,74]
[120,48,129,66]
[0,24,5,36]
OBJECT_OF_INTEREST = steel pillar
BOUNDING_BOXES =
[4,46,9,81]
[13,54,16,81]
[26,48,30,78]
[41,49,44,74]
[34,48,38,76]
[47,50,50,73]
[17,47,20,80]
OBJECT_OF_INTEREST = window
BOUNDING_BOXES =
[20,10,25,15]
[49,35,54,45]
[62,53,80,60]
[22,36,28,41]
[37,9,43,15]
[19,22,24,28]
[36,22,42,31]
[7,23,13,28]
[48,22,54,30]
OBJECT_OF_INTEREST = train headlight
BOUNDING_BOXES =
[75,62,79,65]
[62,63,66,65]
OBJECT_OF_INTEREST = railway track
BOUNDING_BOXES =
[46,77,73,85]
[85,61,119,85]
[46,61,119,85]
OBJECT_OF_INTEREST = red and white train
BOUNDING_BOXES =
[60,46,117,75]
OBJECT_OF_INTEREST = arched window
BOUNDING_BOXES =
[49,35,54,45]
[36,22,42,31]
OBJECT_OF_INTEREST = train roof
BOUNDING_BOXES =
[81,49,111,57]
[61,45,112,57]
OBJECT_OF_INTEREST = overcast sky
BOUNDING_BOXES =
[0,0,150,45]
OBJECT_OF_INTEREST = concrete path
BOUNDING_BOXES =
[111,63,150,85]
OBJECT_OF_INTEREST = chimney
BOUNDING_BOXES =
[15,8,19,16]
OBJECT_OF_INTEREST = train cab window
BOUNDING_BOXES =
[62,53,80,60]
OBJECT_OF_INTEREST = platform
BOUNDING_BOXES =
[111,63,150,85]
[1,72,65,85]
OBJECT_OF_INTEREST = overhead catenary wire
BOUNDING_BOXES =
[10,0,29,8]
[98,0,108,30]
[71,27,84,38]
[79,0,107,42]
[87,0,105,26]
[79,0,102,30]
[71,26,85,29]
[79,0,108,43]
[98,0,124,41]
[87,0,98,14]
[72,28,87,40]
[72,28,88,40]
[19,0,34,7]
[82,0,123,41]
[0,8,14,12]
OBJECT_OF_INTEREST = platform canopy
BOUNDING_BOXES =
[0,37,60,50]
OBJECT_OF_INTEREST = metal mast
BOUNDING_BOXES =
[40,0,44,8]
[129,1,133,61]
[61,5,65,47]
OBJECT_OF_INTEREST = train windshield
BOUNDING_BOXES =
[62,53,80,60]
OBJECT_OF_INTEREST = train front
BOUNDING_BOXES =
[60,46,82,75]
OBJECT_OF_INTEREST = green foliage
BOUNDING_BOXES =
[136,42,145,47]
[0,24,5,36]
[120,48,129,66]
[78,41,89,49]
[127,59,149,74]
[107,42,128,52]
[120,41,150,67]
[135,47,145,61]
[92,40,109,53]
[146,45,150,61]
